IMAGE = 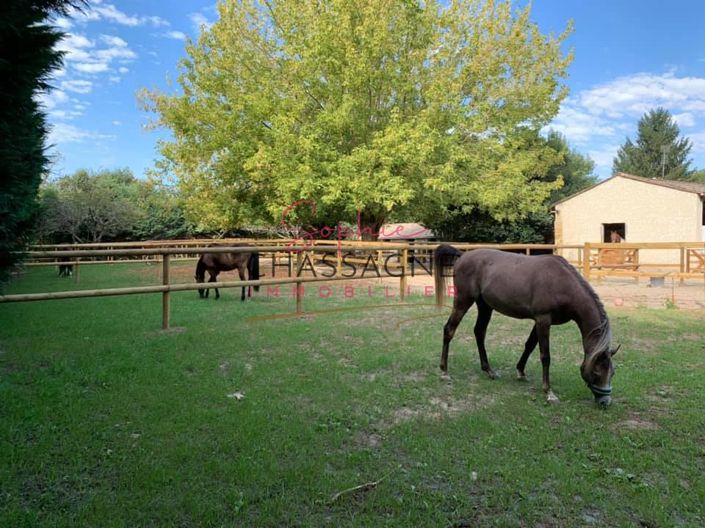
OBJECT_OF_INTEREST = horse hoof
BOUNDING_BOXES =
[486,370,498,380]
[516,371,527,381]
[546,391,560,404]
[440,371,452,382]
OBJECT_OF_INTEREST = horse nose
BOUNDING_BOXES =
[595,395,612,407]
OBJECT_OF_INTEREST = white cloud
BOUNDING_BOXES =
[112,120,122,126]
[673,112,696,127]
[49,109,83,120]
[689,131,705,152]
[100,34,128,47]
[55,31,137,75]
[575,73,705,119]
[36,89,69,110]
[118,66,129,74]
[547,102,617,143]
[47,122,114,145]
[53,17,73,30]
[60,79,93,94]
[93,4,169,27]
[162,30,187,41]
[145,16,170,28]
[56,33,95,62]
[587,145,622,171]
[74,62,110,73]
[189,13,213,33]
[548,71,705,176]
[95,46,137,62]
[65,2,169,28]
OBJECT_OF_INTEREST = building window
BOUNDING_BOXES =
[603,223,625,242]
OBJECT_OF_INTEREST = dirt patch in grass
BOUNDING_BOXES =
[380,393,495,429]
[351,431,383,450]
[613,412,659,431]
[627,337,660,353]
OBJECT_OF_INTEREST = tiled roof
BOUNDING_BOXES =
[552,172,705,207]
[616,172,705,194]
[378,223,434,240]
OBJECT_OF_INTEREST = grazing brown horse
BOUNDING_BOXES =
[57,256,73,277]
[435,245,618,406]
[195,244,260,301]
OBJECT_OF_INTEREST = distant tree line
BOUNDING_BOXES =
[37,169,199,243]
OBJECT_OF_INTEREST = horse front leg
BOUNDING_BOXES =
[516,325,538,380]
[474,299,496,379]
[441,299,472,375]
[207,274,218,299]
[536,318,558,403]
[238,267,246,301]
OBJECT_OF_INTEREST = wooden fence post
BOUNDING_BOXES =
[679,247,685,285]
[162,254,170,330]
[400,248,408,301]
[295,250,303,314]
[74,260,80,284]
[583,243,591,280]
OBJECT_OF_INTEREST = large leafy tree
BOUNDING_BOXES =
[613,107,693,180]
[143,0,572,235]
[0,0,83,284]
[433,131,596,242]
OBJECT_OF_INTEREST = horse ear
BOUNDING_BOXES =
[610,344,621,356]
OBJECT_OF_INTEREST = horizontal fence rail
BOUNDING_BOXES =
[3,240,704,329]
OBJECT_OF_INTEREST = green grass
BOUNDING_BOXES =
[1,264,704,527]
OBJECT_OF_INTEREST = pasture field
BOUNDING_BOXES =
[1,264,704,527]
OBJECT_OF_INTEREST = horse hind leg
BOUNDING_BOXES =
[474,298,497,379]
[207,272,218,299]
[440,298,472,375]
[238,265,246,302]
[516,324,538,380]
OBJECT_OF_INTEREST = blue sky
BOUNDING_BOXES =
[42,0,705,181]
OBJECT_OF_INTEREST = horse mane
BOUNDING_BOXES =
[554,255,611,354]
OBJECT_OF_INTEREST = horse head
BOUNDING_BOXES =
[580,344,620,407]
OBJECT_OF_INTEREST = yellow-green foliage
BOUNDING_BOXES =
[141,0,572,231]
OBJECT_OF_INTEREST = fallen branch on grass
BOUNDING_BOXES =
[329,466,398,503]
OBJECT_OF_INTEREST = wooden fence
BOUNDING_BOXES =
[2,241,704,330]
[580,242,705,282]
[2,245,417,329]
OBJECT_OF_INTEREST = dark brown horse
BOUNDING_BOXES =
[57,256,73,277]
[435,245,618,406]
[195,244,260,301]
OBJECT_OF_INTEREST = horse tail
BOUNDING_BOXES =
[248,251,260,291]
[434,244,462,307]
[195,256,207,283]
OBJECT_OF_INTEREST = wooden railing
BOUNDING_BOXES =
[582,242,705,282]
[3,241,704,330]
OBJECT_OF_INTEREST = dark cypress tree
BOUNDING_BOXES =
[612,107,693,180]
[0,1,83,285]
